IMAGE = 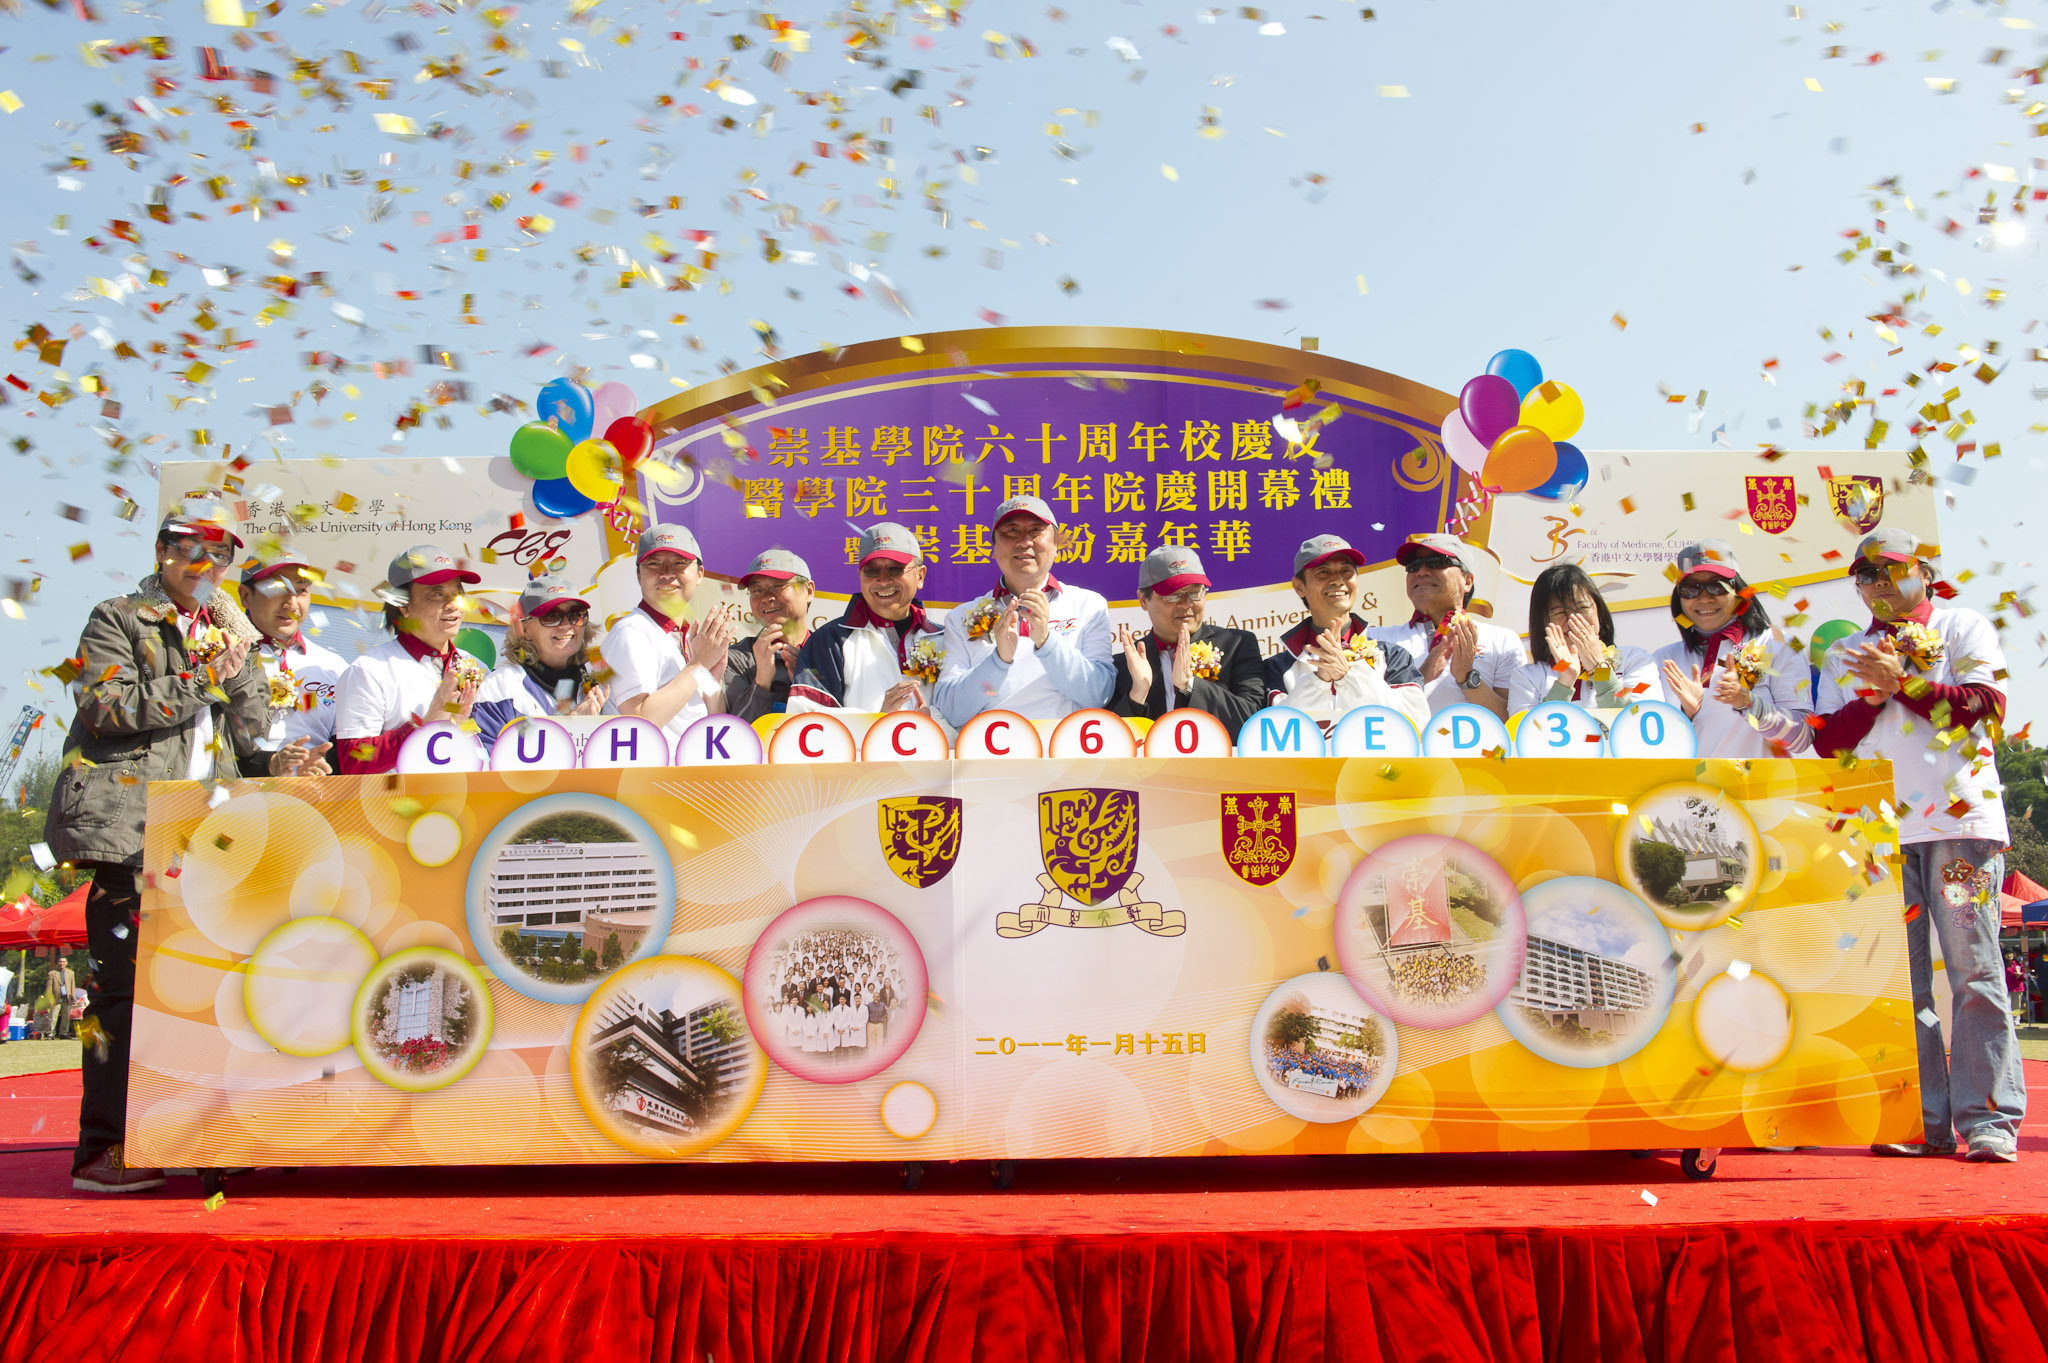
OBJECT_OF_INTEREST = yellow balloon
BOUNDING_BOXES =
[565,438,624,502]
[1520,381,1584,441]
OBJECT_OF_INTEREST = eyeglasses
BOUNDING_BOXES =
[860,561,912,581]
[1157,587,1206,606]
[1676,581,1733,600]
[534,606,588,626]
[168,539,236,566]
[1404,555,1460,573]
[1850,560,1899,585]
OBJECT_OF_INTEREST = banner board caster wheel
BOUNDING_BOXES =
[1681,1148,1720,1181]
[1628,1150,1656,1160]
[199,1169,226,1198]
[901,1161,926,1192]
[990,1159,1015,1190]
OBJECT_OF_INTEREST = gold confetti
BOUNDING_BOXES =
[203,0,249,26]
[1377,84,1409,98]
[0,91,21,115]
[1160,164,1179,181]
[204,1191,226,1211]
[373,113,419,136]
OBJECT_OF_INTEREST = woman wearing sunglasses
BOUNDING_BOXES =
[473,575,611,747]
[1648,540,1811,757]
[1508,562,1662,716]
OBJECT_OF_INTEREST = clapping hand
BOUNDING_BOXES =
[1116,624,1152,703]
[1308,626,1350,684]
[1661,660,1706,717]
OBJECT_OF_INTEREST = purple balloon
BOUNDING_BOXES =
[1459,374,1522,448]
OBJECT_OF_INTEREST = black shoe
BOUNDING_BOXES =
[1869,1141,1958,1158]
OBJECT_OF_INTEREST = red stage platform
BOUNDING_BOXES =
[3,1064,2048,1361]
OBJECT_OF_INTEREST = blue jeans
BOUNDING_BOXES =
[1902,839,2026,1148]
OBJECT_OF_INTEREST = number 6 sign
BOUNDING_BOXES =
[1048,708,1138,759]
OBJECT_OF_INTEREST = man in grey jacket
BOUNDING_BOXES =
[46,498,271,1192]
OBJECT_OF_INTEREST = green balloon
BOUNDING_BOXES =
[456,627,497,672]
[509,420,572,480]
[1808,618,1859,668]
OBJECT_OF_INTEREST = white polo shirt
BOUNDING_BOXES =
[1369,613,1527,716]
[255,635,347,750]
[601,604,714,742]
[1817,606,2007,845]
[933,578,1114,725]
[1508,645,1664,716]
[1648,633,1812,760]
[334,637,457,741]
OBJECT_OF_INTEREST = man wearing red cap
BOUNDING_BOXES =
[934,497,1113,725]
[789,524,944,717]
[1112,545,1265,726]
[48,498,272,1192]
[332,543,487,774]
[1369,533,1524,720]
[725,549,815,721]
[1264,534,1428,727]
[1813,527,2022,1163]
[601,523,730,742]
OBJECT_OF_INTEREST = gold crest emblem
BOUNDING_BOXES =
[876,796,962,889]
[1826,474,1884,533]
[998,788,1183,938]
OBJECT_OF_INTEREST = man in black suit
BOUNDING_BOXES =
[1111,546,1266,730]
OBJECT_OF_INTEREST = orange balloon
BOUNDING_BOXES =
[1482,425,1557,494]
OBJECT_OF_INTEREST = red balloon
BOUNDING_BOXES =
[605,416,653,469]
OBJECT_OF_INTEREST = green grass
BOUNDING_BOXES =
[1448,905,1495,942]
[0,1038,79,1077]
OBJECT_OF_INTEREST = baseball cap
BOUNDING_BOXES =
[1673,540,1741,580]
[387,544,482,590]
[240,545,313,587]
[519,575,590,617]
[636,523,702,564]
[1856,526,1928,564]
[740,547,812,584]
[992,494,1058,529]
[856,523,922,566]
[1393,533,1471,571]
[159,496,245,549]
[1293,534,1365,576]
[1138,545,1210,596]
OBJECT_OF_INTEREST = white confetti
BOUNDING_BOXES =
[1918,1007,1941,1027]
[1726,960,1752,981]
[1640,1190,1658,1206]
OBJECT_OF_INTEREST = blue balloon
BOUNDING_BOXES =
[533,476,597,519]
[534,378,594,444]
[1525,441,1589,501]
[1485,348,1544,400]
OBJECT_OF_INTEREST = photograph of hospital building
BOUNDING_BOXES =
[1508,933,1657,1048]
[586,989,754,1142]
[486,810,665,987]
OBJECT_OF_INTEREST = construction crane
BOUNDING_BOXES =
[0,705,43,807]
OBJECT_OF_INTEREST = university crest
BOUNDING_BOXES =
[1221,792,1297,887]
[997,788,1185,938]
[1827,474,1884,533]
[1744,475,1797,535]
[877,796,962,889]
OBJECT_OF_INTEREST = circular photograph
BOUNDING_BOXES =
[571,955,766,1158]
[1333,834,1526,1028]
[1615,782,1761,931]
[1249,971,1399,1122]
[742,896,929,1084]
[350,947,494,1092]
[465,793,676,1005]
[1496,877,1678,1068]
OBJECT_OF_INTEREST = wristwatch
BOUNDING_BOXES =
[1461,668,1484,690]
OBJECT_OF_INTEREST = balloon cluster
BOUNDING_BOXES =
[507,379,654,520]
[1441,350,1588,504]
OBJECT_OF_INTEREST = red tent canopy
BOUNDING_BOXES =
[0,883,87,949]
[2004,870,2048,904]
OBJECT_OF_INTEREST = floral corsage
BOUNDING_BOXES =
[1887,620,1945,673]
[1729,637,1770,690]
[960,594,1003,641]
[1431,608,1468,643]
[1582,643,1622,680]
[448,650,488,690]
[1342,635,1383,668]
[903,637,945,685]
[1187,640,1223,680]
[186,622,229,666]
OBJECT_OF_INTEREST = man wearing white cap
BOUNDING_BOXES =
[48,496,272,1192]
[601,523,731,742]
[1264,534,1428,727]
[1813,526,2022,1163]
[1368,533,1525,719]
[1112,545,1265,727]
[725,549,815,722]
[236,546,345,776]
[933,496,1113,725]
[333,544,488,774]
[473,575,611,746]
[789,524,944,716]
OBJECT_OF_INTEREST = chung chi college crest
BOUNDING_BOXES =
[877,796,962,889]
[1220,792,1297,887]
[997,788,1185,939]
[1827,474,1884,533]
[1744,475,1797,535]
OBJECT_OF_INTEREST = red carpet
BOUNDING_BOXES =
[1,1065,2046,1361]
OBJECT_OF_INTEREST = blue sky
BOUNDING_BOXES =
[0,0,2041,767]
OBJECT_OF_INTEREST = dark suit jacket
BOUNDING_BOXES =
[1110,622,1266,731]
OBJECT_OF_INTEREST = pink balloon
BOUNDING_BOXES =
[591,381,638,431]
[1459,374,1522,447]
[1441,410,1489,476]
